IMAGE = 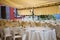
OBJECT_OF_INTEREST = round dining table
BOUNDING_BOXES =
[22,27,57,40]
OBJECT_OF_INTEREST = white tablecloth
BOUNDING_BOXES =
[22,27,57,40]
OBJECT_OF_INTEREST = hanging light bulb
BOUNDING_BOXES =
[58,5,60,10]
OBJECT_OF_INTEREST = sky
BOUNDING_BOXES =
[53,14,60,19]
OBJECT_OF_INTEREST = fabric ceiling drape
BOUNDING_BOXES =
[0,0,60,15]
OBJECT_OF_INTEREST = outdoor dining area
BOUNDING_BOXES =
[0,19,60,40]
[0,0,60,40]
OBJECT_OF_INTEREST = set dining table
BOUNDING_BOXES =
[22,27,57,40]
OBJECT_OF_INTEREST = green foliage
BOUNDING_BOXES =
[38,15,56,20]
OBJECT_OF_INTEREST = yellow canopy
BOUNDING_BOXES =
[0,0,60,9]
[0,0,60,15]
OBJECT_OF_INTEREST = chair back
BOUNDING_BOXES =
[12,27,22,35]
[3,27,11,36]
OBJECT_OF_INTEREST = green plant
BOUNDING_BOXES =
[38,15,55,20]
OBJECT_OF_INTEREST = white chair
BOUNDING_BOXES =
[3,27,12,40]
[11,27,22,40]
